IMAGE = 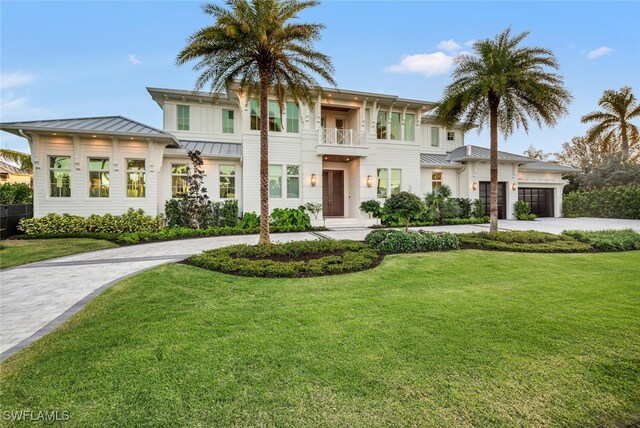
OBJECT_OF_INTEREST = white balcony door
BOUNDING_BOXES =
[335,117,346,144]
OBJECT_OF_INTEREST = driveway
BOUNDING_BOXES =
[2,217,638,361]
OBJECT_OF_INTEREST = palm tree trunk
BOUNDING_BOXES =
[489,94,499,233]
[621,122,630,160]
[258,73,271,245]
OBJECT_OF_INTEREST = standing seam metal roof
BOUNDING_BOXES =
[0,116,173,137]
[178,140,242,158]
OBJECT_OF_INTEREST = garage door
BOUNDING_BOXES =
[479,182,506,219]
[518,188,554,217]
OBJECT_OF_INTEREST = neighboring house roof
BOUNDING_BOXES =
[0,116,177,143]
[0,160,30,176]
[177,140,242,158]
[420,145,578,173]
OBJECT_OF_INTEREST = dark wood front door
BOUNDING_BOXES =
[479,181,507,219]
[323,170,344,216]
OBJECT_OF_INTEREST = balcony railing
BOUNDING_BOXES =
[321,128,365,146]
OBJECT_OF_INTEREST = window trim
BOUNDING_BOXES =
[125,158,146,198]
[88,157,110,198]
[285,102,299,134]
[48,155,72,198]
[222,109,235,134]
[219,164,237,199]
[177,104,190,131]
[376,167,402,198]
[431,127,440,147]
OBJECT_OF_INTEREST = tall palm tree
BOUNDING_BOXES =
[176,0,335,244]
[434,28,571,232]
[581,86,640,160]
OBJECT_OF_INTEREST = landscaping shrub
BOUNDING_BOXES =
[562,229,640,252]
[239,211,260,229]
[471,198,485,218]
[451,198,473,218]
[188,240,381,277]
[270,207,311,230]
[384,192,425,231]
[442,216,490,225]
[220,199,239,227]
[365,229,459,253]
[563,185,640,219]
[514,200,537,221]
[360,200,383,219]
[457,231,592,253]
[0,183,32,204]
[17,209,163,235]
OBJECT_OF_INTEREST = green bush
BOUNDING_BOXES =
[220,199,239,227]
[563,185,640,219]
[514,200,537,221]
[458,231,592,253]
[17,209,163,236]
[442,216,490,225]
[270,207,311,229]
[384,192,425,231]
[471,198,485,218]
[562,229,640,252]
[0,183,32,204]
[188,240,381,277]
[365,229,459,253]
[239,212,260,229]
[360,200,383,218]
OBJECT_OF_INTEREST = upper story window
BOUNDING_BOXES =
[404,114,415,141]
[376,111,387,139]
[250,100,283,132]
[250,100,260,131]
[126,159,146,197]
[431,127,440,147]
[286,102,299,133]
[177,105,190,131]
[89,158,110,198]
[447,131,455,141]
[390,112,401,140]
[49,155,71,197]
[222,110,234,134]
[219,165,236,199]
[171,164,188,198]
[432,172,442,190]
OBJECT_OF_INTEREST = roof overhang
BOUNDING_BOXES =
[147,87,237,109]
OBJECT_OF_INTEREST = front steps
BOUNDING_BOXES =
[322,217,377,230]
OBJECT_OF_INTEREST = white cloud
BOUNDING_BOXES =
[0,72,35,90]
[0,92,48,117]
[128,54,141,65]
[464,39,477,47]
[437,39,462,52]
[386,52,455,77]
[586,46,614,60]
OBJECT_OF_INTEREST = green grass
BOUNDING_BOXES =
[0,238,117,269]
[563,229,640,252]
[1,251,639,426]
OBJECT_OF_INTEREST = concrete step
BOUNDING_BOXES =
[323,217,375,229]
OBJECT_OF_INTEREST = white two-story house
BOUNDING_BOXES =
[0,84,577,225]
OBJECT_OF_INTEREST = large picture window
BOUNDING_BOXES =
[268,164,282,198]
[49,156,71,197]
[404,114,415,141]
[126,159,146,197]
[286,102,299,133]
[376,111,387,139]
[177,105,190,131]
[171,164,188,198]
[222,110,234,134]
[390,112,401,140]
[89,158,110,198]
[286,165,300,198]
[219,165,236,198]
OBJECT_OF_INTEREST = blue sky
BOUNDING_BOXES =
[1,1,639,155]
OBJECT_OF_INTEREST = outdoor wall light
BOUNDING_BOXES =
[472,182,478,191]
[366,175,372,187]
[512,183,517,191]
[311,173,317,187]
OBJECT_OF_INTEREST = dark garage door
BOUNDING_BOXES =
[518,188,554,217]
[479,181,507,219]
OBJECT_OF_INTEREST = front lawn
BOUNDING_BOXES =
[0,238,117,269]
[1,251,639,426]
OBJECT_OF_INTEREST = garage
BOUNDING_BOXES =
[479,181,507,219]
[518,188,554,217]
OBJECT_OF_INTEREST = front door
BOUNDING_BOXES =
[323,170,344,216]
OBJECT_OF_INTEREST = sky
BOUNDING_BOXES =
[1,1,639,155]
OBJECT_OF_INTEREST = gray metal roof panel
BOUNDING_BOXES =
[518,160,580,173]
[178,140,242,158]
[420,154,451,165]
[447,145,535,163]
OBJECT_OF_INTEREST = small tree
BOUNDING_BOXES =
[359,200,383,219]
[383,192,425,232]
[303,202,323,220]
[184,150,214,229]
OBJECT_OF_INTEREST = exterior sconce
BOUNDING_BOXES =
[366,175,372,187]
[512,183,517,191]
[472,182,477,191]
[311,173,317,187]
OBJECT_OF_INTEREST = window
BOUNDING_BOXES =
[49,156,71,197]
[432,172,442,190]
[390,169,401,195]
[177,105,190,131]
[447,131,455,141]
[286,165,300,198]
[268,100,282,132]
[250,99,260,130]
[376,111,387,139]
[377,168,388,198]
[222,110,234,134]
[89,158,110,198]
[431,127,440,147]
[171,164,188,198]
[404,114,415,141]
[390,112,401,140]
[219,165,236,198]
[0,173,8,182]
[126,159,146,197]
[286,102,299,133]
[268,164,282,198]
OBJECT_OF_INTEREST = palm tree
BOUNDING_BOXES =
[434,28,571,232]
[176,0,335,244]
[0,149,32,173]
[581,86,640,160]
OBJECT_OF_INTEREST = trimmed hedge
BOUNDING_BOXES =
[458,231,592,253]
[562,229,640,252]
[188,240,381,277]
[563,185,640,219]
[365,229,459,253]
[441,216,490,225]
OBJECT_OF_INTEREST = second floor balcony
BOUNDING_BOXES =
[320,128,366,146]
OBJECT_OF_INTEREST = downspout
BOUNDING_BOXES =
[456,163,467,197]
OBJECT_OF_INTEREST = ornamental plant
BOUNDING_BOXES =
[383,192,426,232]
